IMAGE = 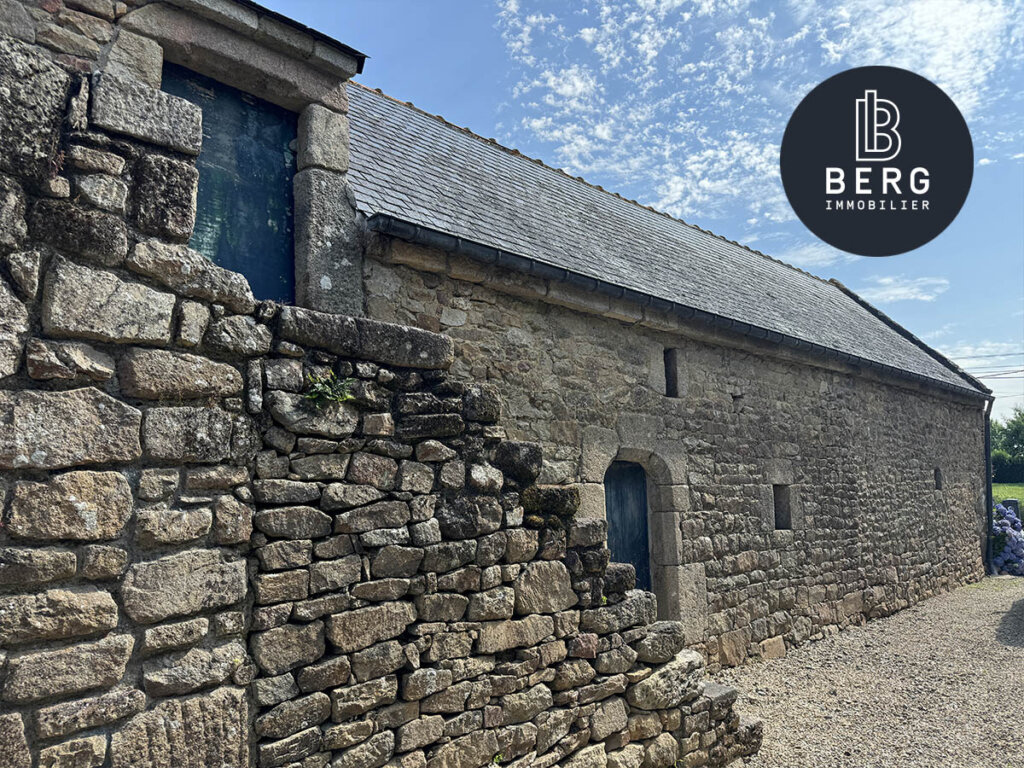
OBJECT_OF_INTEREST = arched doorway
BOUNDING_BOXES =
[604,461,651,590]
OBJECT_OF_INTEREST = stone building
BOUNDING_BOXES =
[341,86,993,667]
[0,0,988,767]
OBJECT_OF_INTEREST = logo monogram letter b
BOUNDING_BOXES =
[856,90,901,162]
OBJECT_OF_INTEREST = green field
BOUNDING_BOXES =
[993,483,1024,505]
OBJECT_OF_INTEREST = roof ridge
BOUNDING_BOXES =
[348,80,833,288]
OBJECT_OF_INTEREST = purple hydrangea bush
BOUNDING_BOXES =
[992,504,1024,576]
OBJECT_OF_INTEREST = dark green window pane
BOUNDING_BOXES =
[162,62,296,303]
[604,461,651,591]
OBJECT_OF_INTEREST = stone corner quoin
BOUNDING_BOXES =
[0,12,761,768]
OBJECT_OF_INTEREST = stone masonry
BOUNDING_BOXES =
[362,235,988,670]
[0,4,761,768]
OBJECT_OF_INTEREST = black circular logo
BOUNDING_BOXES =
[780,66,973,257]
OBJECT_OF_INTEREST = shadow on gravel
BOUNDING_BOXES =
[996,597,1024,647]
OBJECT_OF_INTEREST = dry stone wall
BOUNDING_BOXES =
[0,10,760,768]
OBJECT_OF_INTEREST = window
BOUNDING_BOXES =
[772,484,792,530]
[162,63,297,302]
[604,461,652,590]
[664,348,681,398]
[934,468,943,490]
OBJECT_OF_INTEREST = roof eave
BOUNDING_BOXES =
[367,213,991,402]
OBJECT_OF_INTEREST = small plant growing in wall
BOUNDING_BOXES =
[303,369,354,409]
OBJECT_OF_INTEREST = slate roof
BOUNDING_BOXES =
[344,82,986,397]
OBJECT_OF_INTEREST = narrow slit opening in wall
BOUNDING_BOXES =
[934,468,943,490]
[664,348,680,398]
[773,484,792,530]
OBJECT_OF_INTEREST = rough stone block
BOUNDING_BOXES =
[293,167,363,316]
[142,617,209,656]
[257,693,332,740]
[35,687,146,740]
[0,713,30,768]
[632,621,686,664]
[0,297,37,375]
[109,686,248,768]
[4,250,39,300]
[0,37,71,183]
[2,634,133,703]
[331,676,398,720]
[91,72,202,155]
[42,259,175,345]
[251,621,325,676]
[298,655,351,693]
[25,339,114,382]
[0,589,118,646]
[120,348,243,399]
[214,495,255,545]
[9,471,133,540]
[626,649,704,710]
[76,174,129,214]
[477,615,554,654]
[134,154,199,241]
[266,390,359,438]
[580,590,657,635]
[37,735,107,768]
[298,104,349,173]
[278,305,359,355]
[0,175,26,251]
[81,546,129,581]
[332,730,394,768]
[204,315,273,358]
[29,199,128,266]
[255,506,332,539]
[136,506,213,547]
[142,641,246,696]
[309,556,362,593]
[326,602,418,653]
[0,547,77,586]
[0,387,142,470]
[127,239,255,313]
[121,549,247,624]
[105,27,162,87]
[513,561,577,615]
[143,407,233,463]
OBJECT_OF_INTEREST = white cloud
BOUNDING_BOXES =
[495,0,1024,241]
[810,0,1021,119]
[978,157,995,165]
[856,275,951,303]
[921,322,959,341]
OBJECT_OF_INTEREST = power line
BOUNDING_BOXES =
[950,351,1024,359]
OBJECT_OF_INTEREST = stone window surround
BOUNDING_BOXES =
[108,1,363,316]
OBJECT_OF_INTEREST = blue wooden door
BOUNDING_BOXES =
[162,63,297,303]
[604,461,651,590]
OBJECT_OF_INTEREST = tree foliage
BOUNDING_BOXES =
[992,407,1024,482]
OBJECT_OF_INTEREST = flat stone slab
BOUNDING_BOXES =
[0,388,142,469]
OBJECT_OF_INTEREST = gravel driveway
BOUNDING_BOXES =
[717,576,1024,768]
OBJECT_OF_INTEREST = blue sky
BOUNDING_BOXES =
[267,0,1024,418]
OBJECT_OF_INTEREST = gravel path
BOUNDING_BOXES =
[717,576,1024,768]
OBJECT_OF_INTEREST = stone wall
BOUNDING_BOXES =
[0,9,761,768]
[363,238,989,670]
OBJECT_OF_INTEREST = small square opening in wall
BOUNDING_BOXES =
[664,348,681,398]
[773,484,792,530]
[934,468,943,490]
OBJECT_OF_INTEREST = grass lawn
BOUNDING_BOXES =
[993,483,1024,504]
